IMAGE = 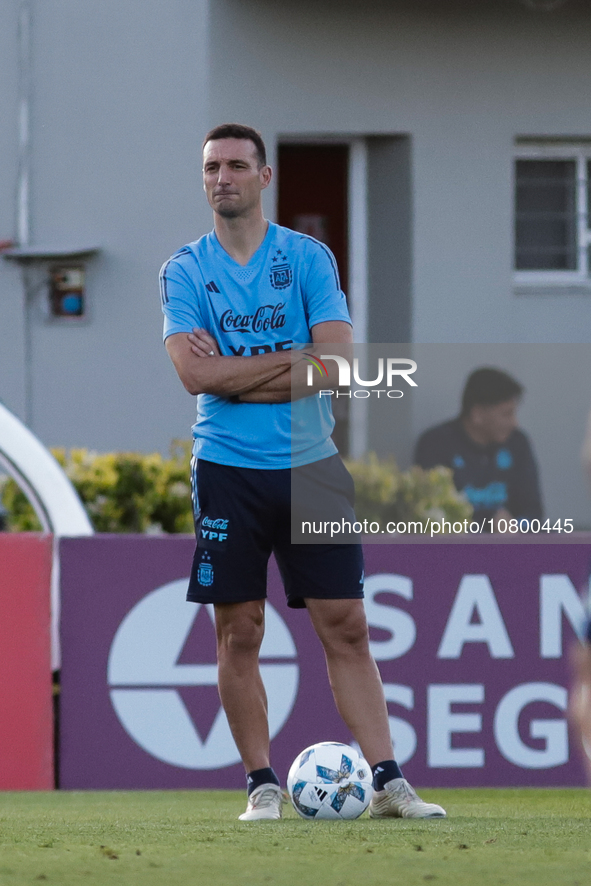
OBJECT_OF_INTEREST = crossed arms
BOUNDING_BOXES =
[165,321,352,403]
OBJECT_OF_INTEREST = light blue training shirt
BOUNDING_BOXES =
[160,222,352,468]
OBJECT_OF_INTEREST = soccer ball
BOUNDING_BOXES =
[287,741,373,820]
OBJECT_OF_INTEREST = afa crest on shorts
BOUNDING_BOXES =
[269,249,292,289]
[197,556,214,587]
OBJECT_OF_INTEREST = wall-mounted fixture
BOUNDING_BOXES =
[49,266,85,317]
[2,245,100,320]
[1,245,101,426]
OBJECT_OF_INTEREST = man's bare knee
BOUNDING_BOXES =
[221,625,264,658]
[215,601,265,659]
[307,600,370,657]
[328,618,369,656]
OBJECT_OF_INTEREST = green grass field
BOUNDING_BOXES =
[0,789,589,886]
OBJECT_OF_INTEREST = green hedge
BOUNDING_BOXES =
[0,441,195,533]
[0,447,471,533]
[344,453,472,530]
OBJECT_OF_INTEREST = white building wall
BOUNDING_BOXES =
[0,0,27,416]
[1,0,211,452]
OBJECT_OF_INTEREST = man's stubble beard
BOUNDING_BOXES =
[212,191,259,221]
[215,205,244,220]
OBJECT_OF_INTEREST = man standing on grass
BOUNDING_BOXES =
[160,123,446,821]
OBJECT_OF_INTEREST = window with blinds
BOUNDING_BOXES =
[514,148,591,283]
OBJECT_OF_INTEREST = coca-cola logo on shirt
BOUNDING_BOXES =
[220,303,286,334]
[201,517,229,530]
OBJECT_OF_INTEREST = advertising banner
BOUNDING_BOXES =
[59,536,590,789]
[0,534,53,790]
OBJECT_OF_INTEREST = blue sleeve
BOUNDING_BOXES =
[303,241,352,330]
[160,256,205,341]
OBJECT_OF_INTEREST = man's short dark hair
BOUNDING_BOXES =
[461,367,523,417]
[202,123,267,168]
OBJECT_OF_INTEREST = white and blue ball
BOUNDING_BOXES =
[287,741,373,820]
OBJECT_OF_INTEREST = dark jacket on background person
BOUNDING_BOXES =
[414,418,543,524]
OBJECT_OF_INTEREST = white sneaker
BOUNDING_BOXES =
[369,778,446,819]
[238,783,285,821]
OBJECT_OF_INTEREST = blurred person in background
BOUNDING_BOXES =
[414,367,542,531]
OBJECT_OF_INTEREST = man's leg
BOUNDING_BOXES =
[304,597,393,764]
[214,599,269,772]
[214,599,284,820]
[305,597,446,819]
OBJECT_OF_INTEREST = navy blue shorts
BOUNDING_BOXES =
[187,456,365,609]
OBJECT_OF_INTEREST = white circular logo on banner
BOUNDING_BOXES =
[107,579,299,769]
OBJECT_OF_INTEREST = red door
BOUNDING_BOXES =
[278,144,350,453]
[278,144,349,295]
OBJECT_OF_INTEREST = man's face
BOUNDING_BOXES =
[470,399,519,445]
[202,138,271,219]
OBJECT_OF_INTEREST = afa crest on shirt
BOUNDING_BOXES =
[270,263,292,290]
[269,249,292,289]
